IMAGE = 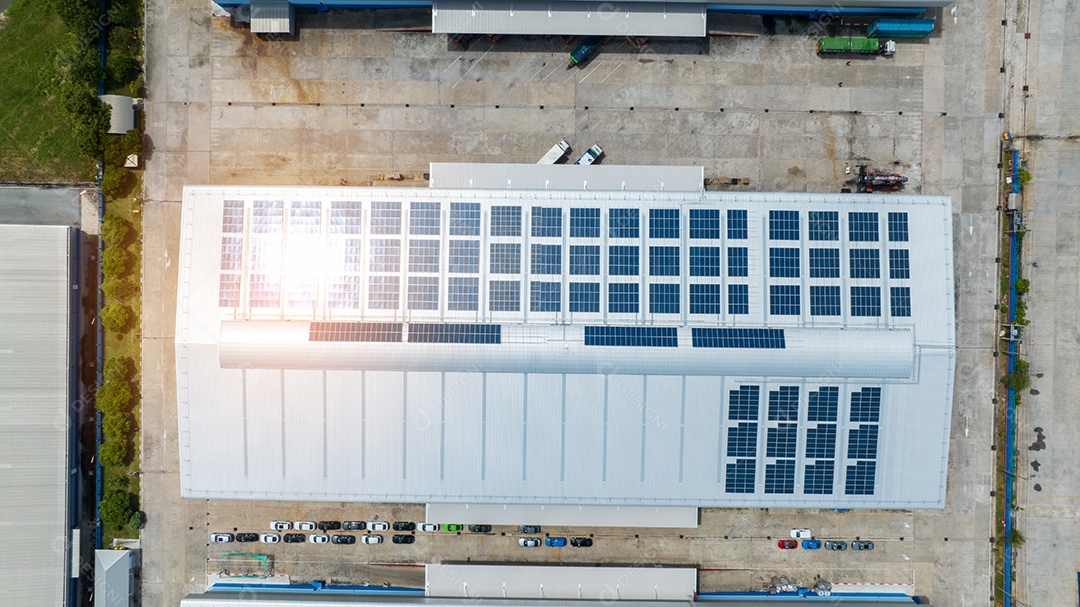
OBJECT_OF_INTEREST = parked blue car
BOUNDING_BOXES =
[802,539,822,550]
[546,537,567,547]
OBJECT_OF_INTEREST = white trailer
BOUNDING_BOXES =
[537,140,571,164]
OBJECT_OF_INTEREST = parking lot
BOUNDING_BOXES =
[140,1,1007,606]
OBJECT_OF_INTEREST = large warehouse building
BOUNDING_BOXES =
[176,179,954,511]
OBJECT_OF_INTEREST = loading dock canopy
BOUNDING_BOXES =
[433,0,707,37]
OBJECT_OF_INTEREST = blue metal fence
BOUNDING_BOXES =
[1002,148,1021,607]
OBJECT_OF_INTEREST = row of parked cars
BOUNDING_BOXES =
[210,521,594,547]
[778,528,874,551]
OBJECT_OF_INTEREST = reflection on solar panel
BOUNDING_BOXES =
[764,460,796,494]
[219,274,241,307]
[489,280,520,312]
[808,211,839,241]
[728,247,748,277]
[222,200,244,233]
[407,323,501,344]
[368,276,400,309]
[690,209,721,239]
[769,285,800,316]
[489,243,521,274]
[689,284,722,315]
[728,385,760,421]
[532,206,562,237]
[530,281,561,312]
[249,273,281,308]
[845,461,877,495]
[727,209,748,239]
[766,424,798,458]
[768,210,799,240]
[769,247,800,278]
[570,207,600,238]
[309,321,403,342]
[849,249,881,279]
[768,386,799,421]
[809,285,841,316]
[809,248,840,278]
[531,243,562,275]
[850,387,882,422]
[804,460,835,494]
[807,387,839,421]
[805,424,837,458]
[341,239,362,273]
[328,276,360,309]
[889,249,910,279]
[609,208,639,238]
[370,201,401,235]
[649,208,680,239]
[450,202,481,236]
[330,201,362,234]
[725,459,756,493]
[221,236,243,271]
[727,423,758,457]
[850,286,882,317]
[608,283,639,313]
[252,200,284,233]
[689,247,721,277]
[888,212,909,242]
[447,277,479,311]
[891,286,912,317]
[649,283,680,314]
[569,282,600,313]
[728,284,749,315]
[692,328,786,349]
[491,206,521,237]
[287,275,317,309]
[848,212,879,242]
[649,246,680,276]
[407,276,440,310]
[569,245,600,276]
[583,326,678,347]
[609,246,639,276]
[448,240,480,273]
[410,202,441,235]
[369,239,401,273]
[848,424,879,459]
[290,201,321,234]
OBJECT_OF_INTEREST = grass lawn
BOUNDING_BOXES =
[0,0,96,182]
[101,171,143,544]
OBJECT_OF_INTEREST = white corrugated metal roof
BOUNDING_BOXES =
[100,95,135,135]
[424,503,698,527]
[95,550,134,607]
[433,0,706,37]
[177,184,954,509]
[0,224,74,607]
[429,163,703,192]
[251,0,294,34]
[426,565,697,600]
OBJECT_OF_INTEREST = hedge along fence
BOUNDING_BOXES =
[97,356,136,467]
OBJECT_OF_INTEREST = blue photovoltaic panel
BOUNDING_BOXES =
[448,240,480,273]
[219,274,241,307]
[289,201,321,234]
[252,200,284,233]
[369,239,401,273]
[692,328,786,349]
[450,202,481,236]
[609,246,640,276]
[848,212,879,242]
[727,423,758,458]
[689,247,722,277]
[809,285,841,316]
[531,243,562,275]
[728,284,749,315]
[689,284,722,314]
[808,211,839,241]
[804,461,835,495]
[847,424,879,459]
[807,387,839,421]
[491,206,521,237]
[690,209,721,239]
[766,423,798,458]
[725,459,756,494]
[569,245,600,276]
[850,387,882,422]
[530,281,561,312]
[532,206,562,237]
[584,326,678,347]
[850,286,882,317]
[447,277,479,311]
[489,243,521,274]
[649,208,680,239]
[309,322,403,342]
[489,280,521,312]
[569,282,600,313]
[727,209,748,240]
[728,247,749,277]
[408,323,501,344]
[768,386,799,421]
[342,239,362,273]
[649,246,680,276]
[222,200,244,233]
[570,207,600,238]
[410,201,441,235]
[891,286,912,317]
[328,276,360,310]
[805,424,837,458]
[849,249,881,279]
[845,461,877,495]
[608,283,639,313]
[609,208,639,238]
[330,201,362,234]
[368,276,400,309]
[728,385,760,421]
[409,240,440,273]
[764,460,796,494]
[769,285,800,316]
[889,249,910,279]
[809,248,840,278]
[768,210,799,240]
[769,247,800,278]
[370,201,402,235]
[887,212,909,242]
[220,236,243,271]
[649,283,680,314]
[407,276,440,310]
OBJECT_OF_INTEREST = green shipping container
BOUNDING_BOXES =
[817,37,881,54]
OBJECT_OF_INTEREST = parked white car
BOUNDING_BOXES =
[518,537,541,547]
[419,523,439,532]
[270,521,291,531]
[210,533,233,543]
[260,534,280,543]
[362,534,383,544]
[309,533,330,544]
[368,521,389,531]
[790,528,813,539]
[295,521,317,531]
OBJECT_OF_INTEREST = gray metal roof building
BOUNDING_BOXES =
[177,184,954,509]
[0,224,79,607]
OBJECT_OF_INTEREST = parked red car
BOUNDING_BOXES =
[777,539,798,549]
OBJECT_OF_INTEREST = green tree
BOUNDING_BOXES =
[102,276,137,302]
[103,356,131,386]
[1014,278,1030,294]
[100,304,131,333]
[100,489,133,523]
[98,441,127,467]
[101,247,132,277]
[102,412,130,438]
[101,215,131,247]
[57,81,110,157]
[101,167,132,199]
[51,0,105,40]
[96,380,132,416]
[104,130,143,169]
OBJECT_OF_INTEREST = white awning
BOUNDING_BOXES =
[250,0,294,34]
[433,0,707,37]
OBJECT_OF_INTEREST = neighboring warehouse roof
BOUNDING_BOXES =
[426,565,697,599]
[177,184,954,509]
[0,225,76,607]
[429,163,704,192]
[95,550,135,607]
[432,0,707,37]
